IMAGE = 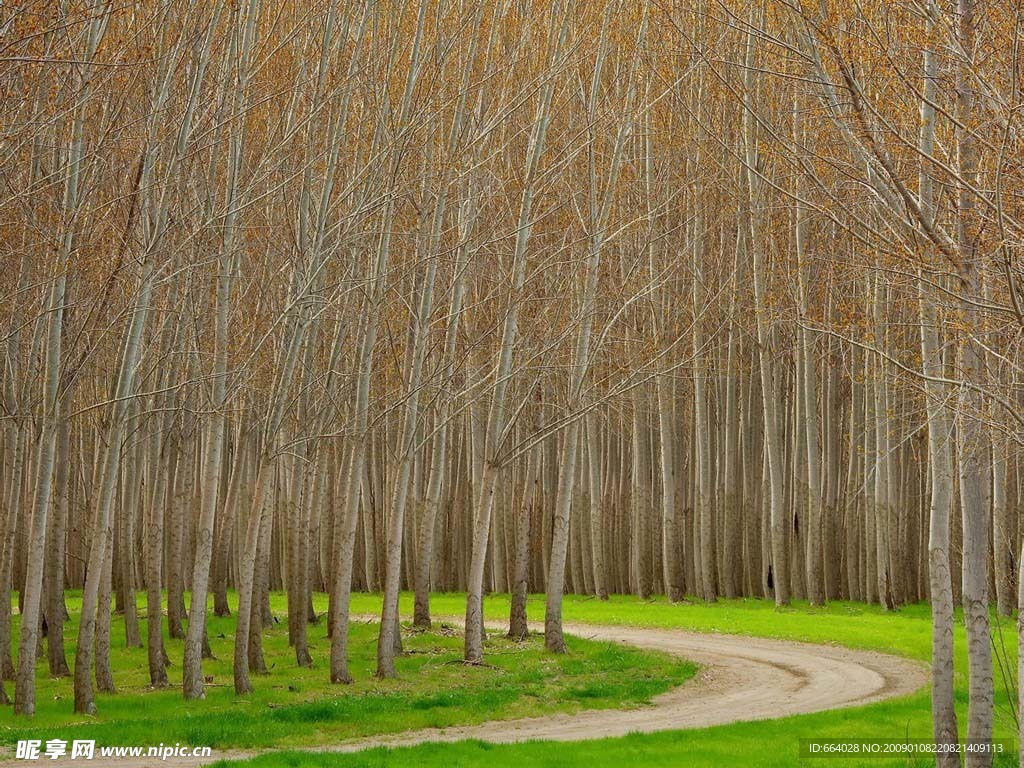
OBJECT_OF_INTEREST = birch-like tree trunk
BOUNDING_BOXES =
[916,16,959,757]
[74,254,157,714]
[45,408,71,678]
[183,0,244,701]
[465,0,571,664]
[742,19,788,605]
[14,269,66,715]
[546,6,641,650]
[793,102,824,606]
[954,2,994,762]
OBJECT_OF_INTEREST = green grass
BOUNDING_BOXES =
[0,591,694,752]
[4,591,1020,766]
[213,593,1020,767]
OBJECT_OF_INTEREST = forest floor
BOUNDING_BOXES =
[288,594,1009,768]
[214,594,1016,767]
[0,592,967,766]
[0,591,692,763]
[268,616,926,753]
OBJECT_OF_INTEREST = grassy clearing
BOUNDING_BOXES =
[0,591,694,752]
[218,593,1019,767]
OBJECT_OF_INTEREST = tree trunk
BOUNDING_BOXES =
[954,4,993,763]
[74,254,156,714]
[510,438,541,641]
[14,271,66,715]
[46,416,71,678]
[743,21,788,606]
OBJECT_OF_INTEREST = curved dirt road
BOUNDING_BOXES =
[0,620,927,766]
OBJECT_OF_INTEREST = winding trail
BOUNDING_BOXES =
[0,619,927,767]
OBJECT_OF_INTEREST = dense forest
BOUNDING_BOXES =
[1,1,1021,766]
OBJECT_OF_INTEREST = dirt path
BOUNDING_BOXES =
[0,619,927,767]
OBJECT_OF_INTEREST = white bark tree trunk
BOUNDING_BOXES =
[742,19,788,605]
[14,271,66,715]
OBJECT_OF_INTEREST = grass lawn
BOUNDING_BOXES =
[0,591,694,752]
[216,593,1020,767]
